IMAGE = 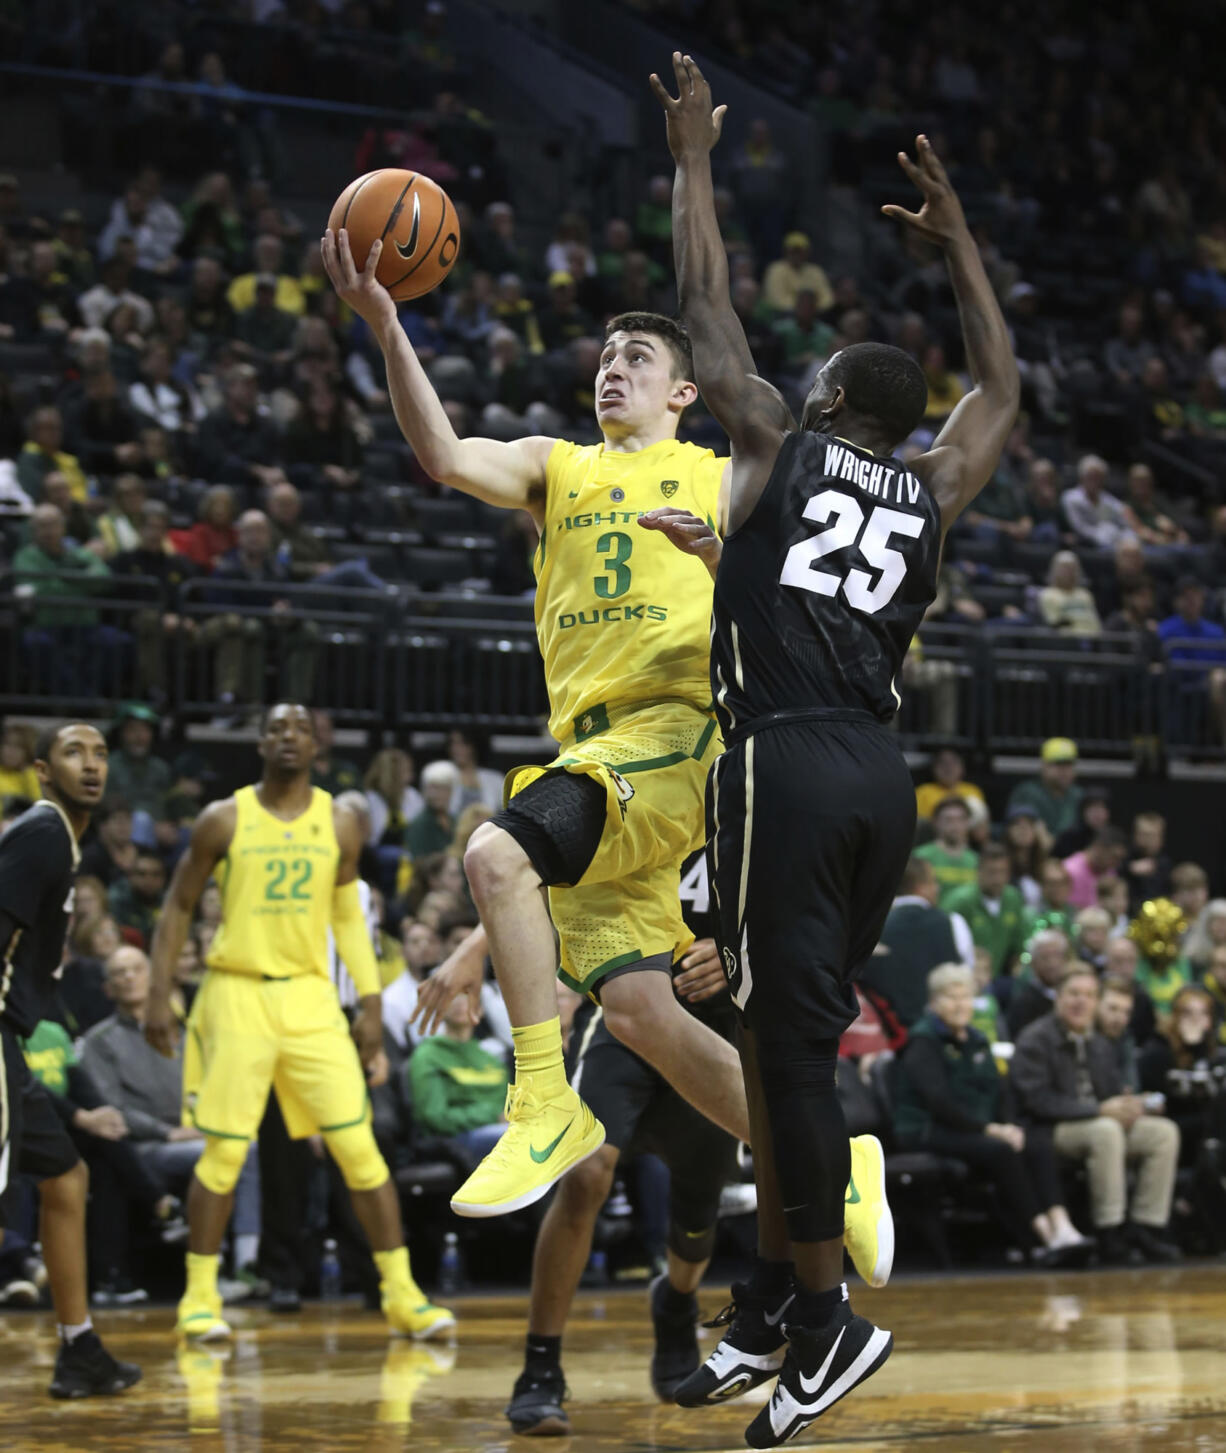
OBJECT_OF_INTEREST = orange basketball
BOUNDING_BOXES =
[328,168,461,301]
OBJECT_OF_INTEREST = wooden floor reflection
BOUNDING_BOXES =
[2,1267,1226,1451]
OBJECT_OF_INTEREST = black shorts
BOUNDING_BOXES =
[568,1002,739,1230]
[708,719,916,1040]
[0,1023,81,1227]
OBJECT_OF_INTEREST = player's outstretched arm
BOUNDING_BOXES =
[146,800,235,1057]
[652,55,789,498]
[412,922,487,1036]
[321,228,552,520]
[884,137,1020,530]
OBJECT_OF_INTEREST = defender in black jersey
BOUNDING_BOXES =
[0,723,141,1399]
[494,849,741,1435]
[656,54,1019,1447]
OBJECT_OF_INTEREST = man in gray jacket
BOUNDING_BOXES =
[1010,966,1180,1264]
[80,946,261,1274]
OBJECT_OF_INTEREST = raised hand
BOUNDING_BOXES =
[320,226,398,331]
[650,51,727,160]
[881,135,970,248]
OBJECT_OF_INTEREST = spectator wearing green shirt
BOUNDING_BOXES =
[1022,860,1076,948]
[108,852,166,951]
[310,709,364,797]
[13,502,124,697]
[405,760,458,860]
[960,463,1034,544]
[106,703,172,829]
[944,845,1027,978]
[772,289,835,377]
[915,797,980,908]
[408,992,509,1161]
[1007,737,1085,839]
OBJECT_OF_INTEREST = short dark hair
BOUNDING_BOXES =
[933,794,971,819]
[134,850,164,868]
[1092,827,1128,851]
[822,342,928,444]
[1100,973,1136,1000]
[259,702,316,736]
[604,312,693,381]
[979,842,1010,865]
[96,796,132,823]
[33,722,69,764]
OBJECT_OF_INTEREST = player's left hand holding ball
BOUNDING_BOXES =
[650,52,726,158]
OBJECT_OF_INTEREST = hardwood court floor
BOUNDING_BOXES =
[2,1267,1226,1451]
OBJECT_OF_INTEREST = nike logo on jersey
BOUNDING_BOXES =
[763,1294,795,1328]
[797,1327,845,1398]
[394,192,422,260]
[530,1119,574,1163]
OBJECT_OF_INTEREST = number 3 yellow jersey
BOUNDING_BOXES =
[206,785,339,979]
[534,437,727,743]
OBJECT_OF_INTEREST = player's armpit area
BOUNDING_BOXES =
[438,434,553,521]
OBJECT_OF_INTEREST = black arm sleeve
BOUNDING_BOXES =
[903,1037,990,1133]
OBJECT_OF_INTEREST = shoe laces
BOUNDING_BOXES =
[703,1279,754,1329]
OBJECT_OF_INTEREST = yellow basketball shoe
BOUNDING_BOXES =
[449,1082,605,1218]
[175,1292,232,1342]
[843,1134,894,1289]
[383,1285,457,1342]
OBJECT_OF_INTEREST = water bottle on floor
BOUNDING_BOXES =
[439,1232,463,1295]
[320,1239,342,1302]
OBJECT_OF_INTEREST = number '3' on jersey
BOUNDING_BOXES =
[711,431,941,731]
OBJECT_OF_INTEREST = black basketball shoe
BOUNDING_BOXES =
[672,1279,792,1407]
[49,1331,142,1400]
[505,1364,570,1436]
[744,1301,892,1448]
[648,1274,700,1401]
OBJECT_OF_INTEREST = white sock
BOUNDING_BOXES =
[235,1234,259,1272]
[59,1319,93,1345]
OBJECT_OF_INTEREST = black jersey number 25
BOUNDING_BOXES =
[779,488,924,615]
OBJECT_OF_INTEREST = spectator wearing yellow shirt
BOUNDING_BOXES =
[16,405,89,502]
[227,234,306,316]
[922,343,966,425]
[0,720,40,801]
[915,746,988,823]
[762,232,834,315]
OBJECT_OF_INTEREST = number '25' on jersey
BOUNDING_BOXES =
[712,430,942,732]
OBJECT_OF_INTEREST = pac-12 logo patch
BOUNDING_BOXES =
[610,487,626,503]
[660,480,678,499]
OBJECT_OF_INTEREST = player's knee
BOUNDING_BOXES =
[668,1219,716,1265]
[196,1134,250,1196]
[44,1156,88,1206]
[464,822,536,905]
[558,1144,617,1215]
[754,1036,840,1096]
[1087,1117,1126,1156]
[325,1122,390,1192]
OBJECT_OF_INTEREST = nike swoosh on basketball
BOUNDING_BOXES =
[529,1119,575,1163]
[394,192,422,260]
[797,1327,844,1398]
[763,1294,795,1328]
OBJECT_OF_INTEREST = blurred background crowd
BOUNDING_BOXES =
[0,0,1224,1306]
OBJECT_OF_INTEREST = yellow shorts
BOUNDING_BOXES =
[184,970,368,1141]
[508,700,721,998]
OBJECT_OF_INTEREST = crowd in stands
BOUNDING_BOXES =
[0,708,1223,1306]
[1,1,1226,1300]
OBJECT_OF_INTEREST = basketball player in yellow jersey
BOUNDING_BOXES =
[322,231,890,1281]
[145,704,453,1342]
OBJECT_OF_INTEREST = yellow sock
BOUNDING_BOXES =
[185,1251,220,1302]
[511,1016,568,1099]
[375,1246,414,1294]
